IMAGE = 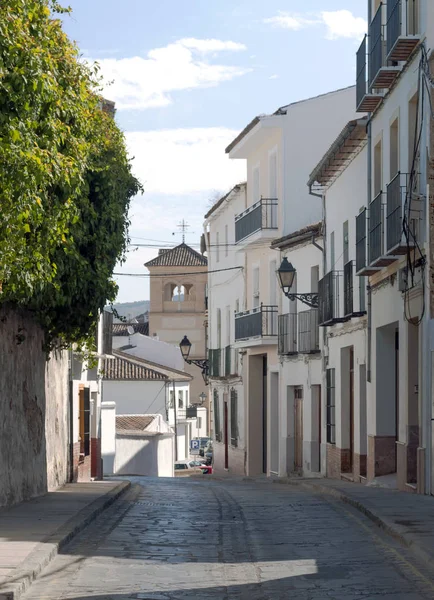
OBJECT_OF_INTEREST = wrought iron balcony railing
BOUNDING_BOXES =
[356,36,383,113]
[344,261,354,318]
[235,198,278,243]
[298,309,320,354]
[369,192,383,265]
[319,271,345,327]
[278,310,319,355]
[278,312,297,355]
[387,0,420,62]
[369,3,401,90]
[235,304,278,341]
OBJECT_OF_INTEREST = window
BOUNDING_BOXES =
[253,267,260,308]
[330,232,335,271]
[230,388,238,447]
[169,390,174,408]
[185,390,189,406]
[225,224,228,257]
[253,166,260,203]
[235,299,240,314]
[217,308,222,348]
[269,151,277,198]
[79,386,90,457]
[374,139,382,196]
[343,221,349,266]
[178,390,184,409]
[213,389,221,441]
[226,306,231,346]
[390,118,399,179]
[326,369,336,444]
[359,276,366,313]
[269,260,277,306]
[216,232,220,263]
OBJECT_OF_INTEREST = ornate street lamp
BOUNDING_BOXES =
[277,257,319,308]
[198,392,207,405]
[179,335,209,385]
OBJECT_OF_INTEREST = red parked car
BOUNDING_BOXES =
[200,464,213,475]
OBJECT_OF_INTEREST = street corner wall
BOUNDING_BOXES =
[0,306,69,507]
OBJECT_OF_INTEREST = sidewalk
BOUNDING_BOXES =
[277,477,434,569]
[0,480,130,600]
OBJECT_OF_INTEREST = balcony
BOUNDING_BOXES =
[386,172,417,256]
[235,304,278,346]
[278,311,320,355]
[319,271,346,327]
[278,313,297,355]
[235,198,278,245]
[298,310,320,354]
[356,35,383,113]
[344,261,366,319]
[355,208,381,276]
[368,192,396,268]
[370,3,401,90]
[387,0,420,63]
[209,346,238,378]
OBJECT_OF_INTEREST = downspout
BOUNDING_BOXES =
[367,117,372,383]
[367,0,373,384]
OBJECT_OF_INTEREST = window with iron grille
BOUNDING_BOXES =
[230,388,238,447]
[326,369,336,444]
[214,389,221,442]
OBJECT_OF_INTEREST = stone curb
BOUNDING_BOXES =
[275,478,434,571]
[0,480,131,600]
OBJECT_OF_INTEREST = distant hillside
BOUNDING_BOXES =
[106,300,150,322]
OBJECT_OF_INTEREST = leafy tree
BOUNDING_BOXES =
[0,0,142,349]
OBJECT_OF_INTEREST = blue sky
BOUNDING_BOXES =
[62,0,367,302]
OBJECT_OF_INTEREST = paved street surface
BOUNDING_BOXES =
[23,477,434,600]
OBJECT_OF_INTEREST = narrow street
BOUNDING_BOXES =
[23,477,434,600]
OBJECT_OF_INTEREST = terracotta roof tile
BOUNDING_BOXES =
[102,355,167,381]
[116,415,154,431]
[144,243,207,268]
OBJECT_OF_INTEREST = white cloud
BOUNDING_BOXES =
[91,38,249,110]
[269,74,279,80]
[178,38,247,52]
[126,127,246,195]
[264,13,317,30]
[321,10,367,40]
[264,10,366,40]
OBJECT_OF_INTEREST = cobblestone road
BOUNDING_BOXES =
[23,477,434,600]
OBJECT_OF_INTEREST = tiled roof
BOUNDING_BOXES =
[144,243,208,268]
[116,415,155,432]
[102,354,167,381]
[112,322,149,337]
[271,222,322,250]
[109,350,193,382]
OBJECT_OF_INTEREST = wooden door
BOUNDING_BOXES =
[294,387,303,471]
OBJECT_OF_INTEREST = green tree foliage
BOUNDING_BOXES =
[0,0,142,348]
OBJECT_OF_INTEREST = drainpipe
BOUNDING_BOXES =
[367,0,373,384]
[367,117,372,383]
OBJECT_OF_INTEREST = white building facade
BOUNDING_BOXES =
[219,87,358,477]
[204,183,246,474]
[352,0,433,493]
[271,224,323,478]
